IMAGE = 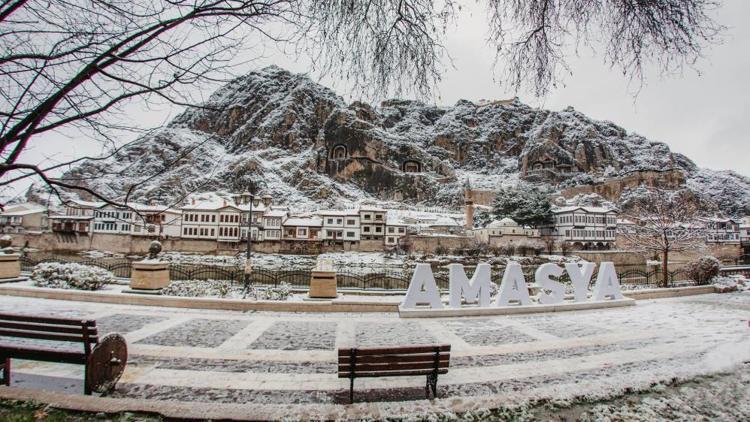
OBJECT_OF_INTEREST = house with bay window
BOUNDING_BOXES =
[542,206,618,250]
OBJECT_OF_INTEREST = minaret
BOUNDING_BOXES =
[464,179,474,229]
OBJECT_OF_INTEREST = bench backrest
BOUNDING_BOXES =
[338,344,450,378]
[0,313,98,354]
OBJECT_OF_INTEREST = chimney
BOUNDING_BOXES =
[191,198,195,205]
[223,199,227,206]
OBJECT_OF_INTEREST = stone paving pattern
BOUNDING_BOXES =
[136,318,250,348]
[249,321,337,350]
[1,293,749,419]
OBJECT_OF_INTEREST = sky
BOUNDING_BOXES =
[7,0,750,200]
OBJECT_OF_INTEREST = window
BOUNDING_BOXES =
[298,228,307,236]
[363,226,370,232]
[375,226,382,233]
[388,227,394,233]
[363,214,371,220]
[398,227,405,234]
[346,219,356,225]
[347,231,355,237]
[336,218,342,224]
[327,218,333,224]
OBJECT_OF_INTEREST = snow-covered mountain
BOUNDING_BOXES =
[56,65,750,216]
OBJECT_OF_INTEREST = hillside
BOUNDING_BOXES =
[54,66,750,215]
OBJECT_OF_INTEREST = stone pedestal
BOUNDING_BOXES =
[0,254,21,279]
[309,270,337,298]
[129,261,170,290]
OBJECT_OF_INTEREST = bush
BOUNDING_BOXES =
[161,279,292,301]
[685,256,721,285]
[161,279,239,298]
[247,282,292,301]
[32,262,113,290]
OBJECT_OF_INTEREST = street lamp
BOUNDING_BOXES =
[244,191,254,272]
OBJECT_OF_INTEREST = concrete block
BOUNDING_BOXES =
[129,261,170,290]
[0,254,21,279]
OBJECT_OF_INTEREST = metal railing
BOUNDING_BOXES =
[19,254,704,290]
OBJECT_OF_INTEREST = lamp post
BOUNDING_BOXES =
[244,192,254,273]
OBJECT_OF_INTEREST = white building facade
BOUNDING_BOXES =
[543,206,618,249]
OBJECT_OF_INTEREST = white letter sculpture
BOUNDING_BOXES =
[496,262,531,306]
[449,263,491,308]
[592,262,624,301]
[535,263,565,305]
[401,263,443,309]
[565,262,596,303]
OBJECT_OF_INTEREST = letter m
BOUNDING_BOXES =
[449,263,492,308]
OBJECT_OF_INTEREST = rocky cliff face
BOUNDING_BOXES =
[58,66,750,215]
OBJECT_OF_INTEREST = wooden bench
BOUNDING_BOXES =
[338,344,451,403]
[0,313,99,395]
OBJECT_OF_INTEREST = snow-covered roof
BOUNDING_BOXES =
[316,209,358,216]
[68,199,106,209]
[487,217,519,228]
[698,217,739,223]
[181,201,232,211]
[552,206,617,214]
[49,215,93,220]
[264,210,288,217]
[359,205,386,212]
[1,203,46,216]
[128,203,182,214]
[430,216,461,227]
[237,202,268,213]
[283,217,322,227]
[386,215,408,226]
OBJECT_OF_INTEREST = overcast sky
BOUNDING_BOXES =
[10,0,749,200]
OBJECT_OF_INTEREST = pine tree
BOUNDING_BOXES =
[491,187,552,227]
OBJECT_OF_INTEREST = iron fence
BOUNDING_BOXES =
[21,255,132,278]
[19,254,704,290]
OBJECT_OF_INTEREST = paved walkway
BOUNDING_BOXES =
[1,293,749,419]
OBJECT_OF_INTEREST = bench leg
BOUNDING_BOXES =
[349,378,354,403]
[1,358,10,386]
[84,364,91,395]
[426,373,438,399]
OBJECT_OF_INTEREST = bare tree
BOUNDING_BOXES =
[0,0,723,206]
[620,189,705,287]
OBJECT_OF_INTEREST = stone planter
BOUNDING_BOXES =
[309,270,337,298]
[130,261,170,290]
[0,254,21,279]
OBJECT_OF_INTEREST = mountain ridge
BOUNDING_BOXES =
[51,65,750,216]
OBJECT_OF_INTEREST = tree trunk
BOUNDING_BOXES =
[662,249,669,288]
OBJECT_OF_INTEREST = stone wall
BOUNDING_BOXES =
[574,250,648,266]
[559,169,686,202]
[409,235,476,253]
[9,232,396,256]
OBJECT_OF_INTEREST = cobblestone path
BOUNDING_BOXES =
[1,293,749,419]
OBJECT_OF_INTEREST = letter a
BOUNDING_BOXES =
[401,263,443,309]
[592,262,624,301]
[535,263,565,305]
[565,262,596,302]
[449,263,491,308]
[496,262,531,307]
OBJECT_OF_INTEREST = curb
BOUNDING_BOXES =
[0,284,399,313]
